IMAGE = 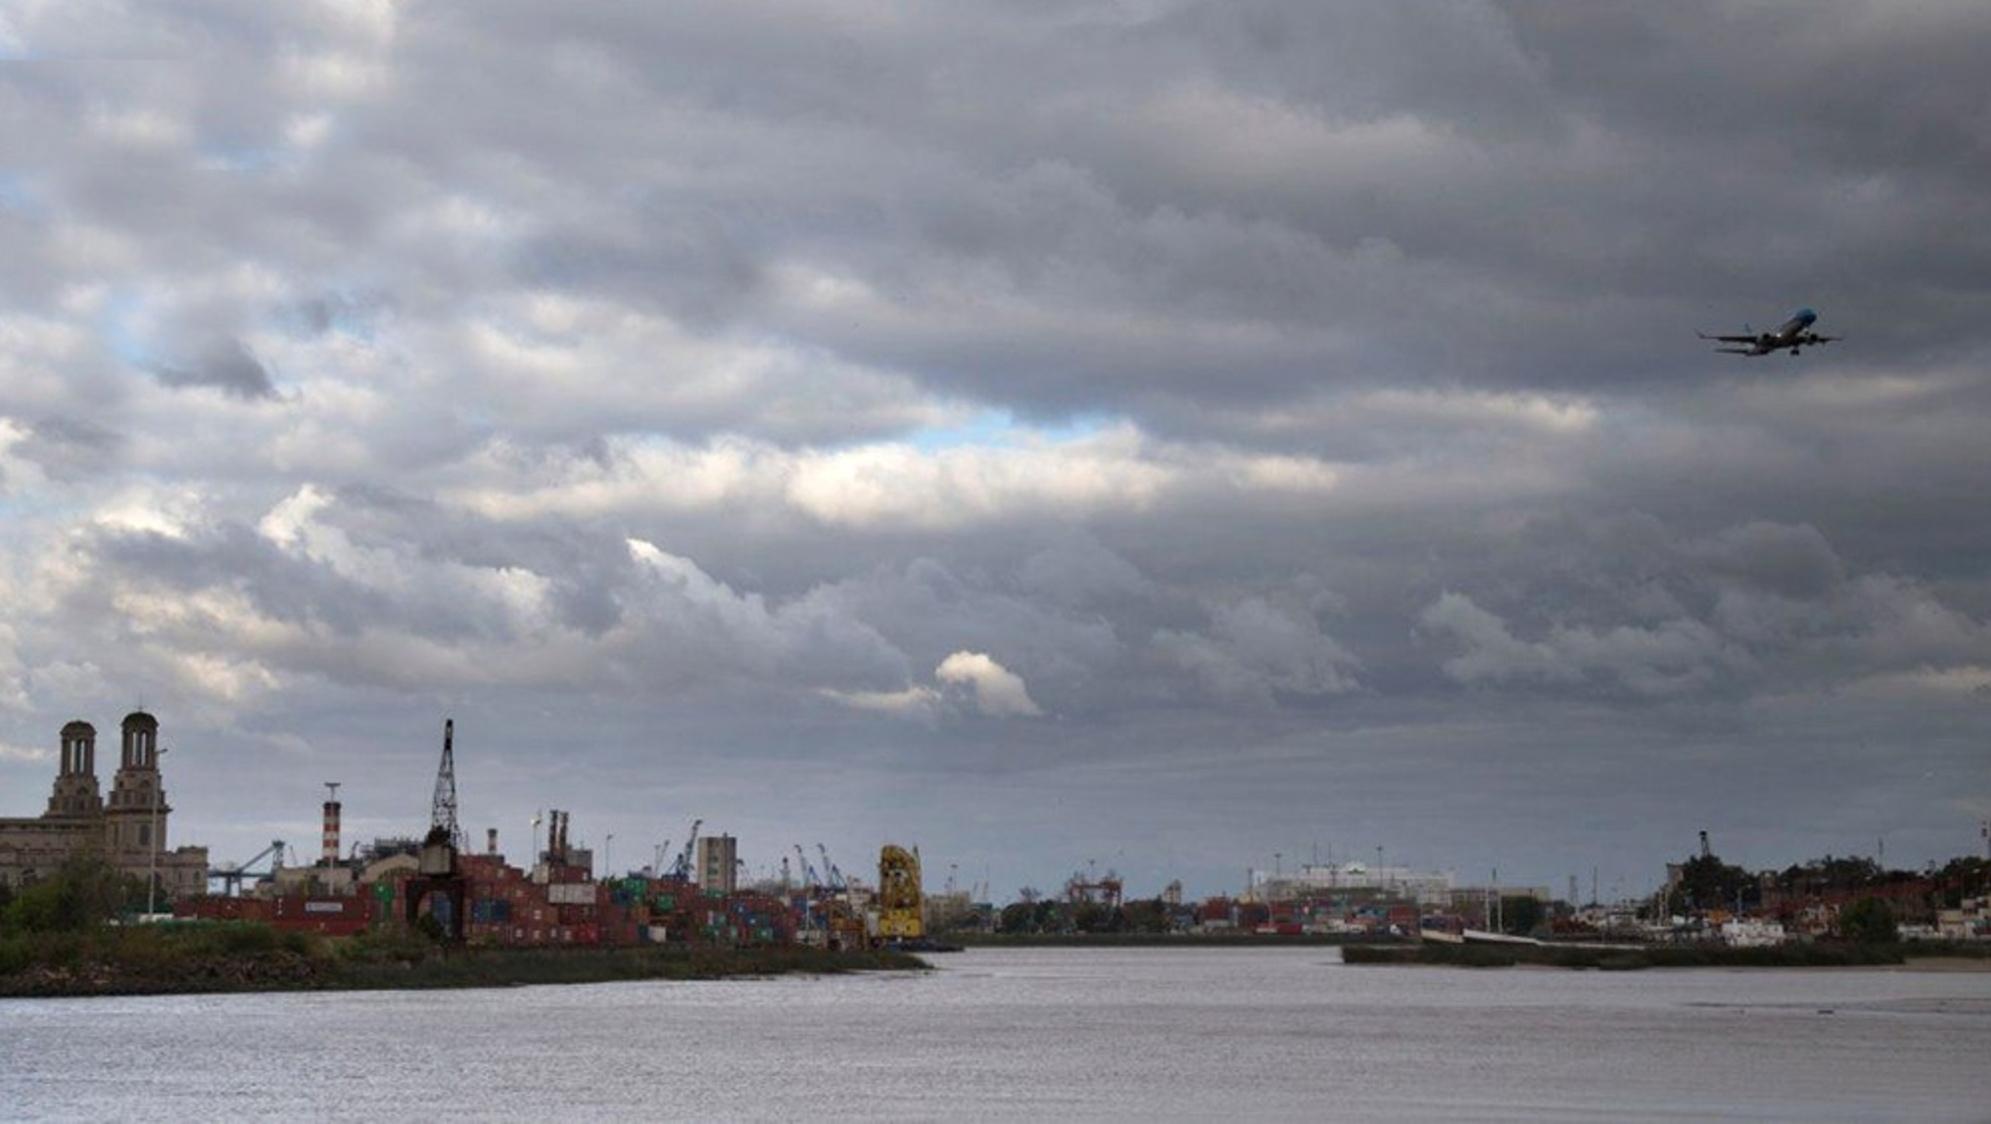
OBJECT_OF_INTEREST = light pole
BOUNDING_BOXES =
[147,745,168,916]
[605,833,615,880]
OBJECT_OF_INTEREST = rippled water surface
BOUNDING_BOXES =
[6,946,1991,1121]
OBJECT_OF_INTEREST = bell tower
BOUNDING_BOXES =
[105,711,167,855]
[44,720,104,817]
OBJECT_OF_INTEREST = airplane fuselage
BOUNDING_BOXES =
[1770,310,1816,341]
[1703,307,1835,356]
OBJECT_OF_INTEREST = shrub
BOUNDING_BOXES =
[1840,898,1899,945]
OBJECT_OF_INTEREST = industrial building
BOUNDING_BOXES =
[175,725,853,949]
[696,834,738,894]
[0,712,208,901]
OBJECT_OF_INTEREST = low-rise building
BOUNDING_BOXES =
[1721,918,1788,947]
[1936,897,1989,941]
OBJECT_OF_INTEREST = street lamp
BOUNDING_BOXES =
[147,745,168,917]
[605,833,615,879]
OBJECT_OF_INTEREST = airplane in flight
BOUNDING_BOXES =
[1697,308,1839,356]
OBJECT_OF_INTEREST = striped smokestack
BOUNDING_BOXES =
[322,781,342,867]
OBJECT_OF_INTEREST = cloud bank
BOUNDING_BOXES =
[1,1,1988,896]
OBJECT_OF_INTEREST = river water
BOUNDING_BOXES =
[4,946,1990,1121]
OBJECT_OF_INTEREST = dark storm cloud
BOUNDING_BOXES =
[1,1,1988,894]
[10,415,124,482]
[151,338,277,399]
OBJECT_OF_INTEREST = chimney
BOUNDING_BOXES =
[1698,830,1711,859]
[322,782,342,867]
[486,827,498,856]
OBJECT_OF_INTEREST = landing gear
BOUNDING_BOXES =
[1790,347,1801,356]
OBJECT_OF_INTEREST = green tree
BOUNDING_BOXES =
[1934,857,1990,908]
[1032,900,1066,933]
[1120,898,1172,934]
[1,857,135,934]
[1665,854,1758,915]
[998,902,1036,934]
[1071,902,1114,933]
[1839,897,1898,945]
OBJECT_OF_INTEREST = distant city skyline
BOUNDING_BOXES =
[2,2,1988,899]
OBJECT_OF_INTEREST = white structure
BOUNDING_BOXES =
[1721,919,1789,948]
[1255,861,1457,907]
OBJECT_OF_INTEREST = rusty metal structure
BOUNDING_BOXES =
[1065,870,1124,909]
[405,718,466,939]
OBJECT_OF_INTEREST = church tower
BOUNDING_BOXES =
[44,720,104,818]
[104,711,168,856]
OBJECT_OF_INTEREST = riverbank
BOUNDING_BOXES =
[0,922,926,998]
[949,931,1398,948]
[1341,940,1991,970]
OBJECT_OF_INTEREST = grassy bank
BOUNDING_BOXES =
[0,922,925,999]
[1339,941,1988,970]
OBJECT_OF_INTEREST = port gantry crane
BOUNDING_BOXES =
[211,840,286,897]
[667,819,701,880]
[793,844,822,891]
[816,843,849,892]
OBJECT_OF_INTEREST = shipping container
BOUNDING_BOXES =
[547,882,594,905]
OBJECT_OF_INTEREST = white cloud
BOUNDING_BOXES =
[1843,665,1991,700]
[816,684,939,716]
[935,650,1043,717]
[824,649,1042,719]
[447,428,1341,531]
[257,483,333,547]
[0,739,52,764]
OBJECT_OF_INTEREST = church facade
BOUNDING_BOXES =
[0,711,209,900]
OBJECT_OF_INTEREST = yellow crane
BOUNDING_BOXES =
[876,844,924,941]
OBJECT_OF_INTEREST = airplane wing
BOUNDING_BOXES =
[1713,347,1756,355]
[1811,335,1841,343]
[1696,331,1758,343]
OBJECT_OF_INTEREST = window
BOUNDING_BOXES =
[138,824,152,847]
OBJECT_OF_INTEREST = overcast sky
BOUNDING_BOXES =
[3,1,1988,901]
